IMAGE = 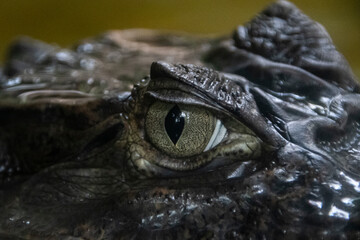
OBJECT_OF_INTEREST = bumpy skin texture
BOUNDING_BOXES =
[1,1,360,239]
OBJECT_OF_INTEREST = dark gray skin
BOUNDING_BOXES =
[1,1,360,239]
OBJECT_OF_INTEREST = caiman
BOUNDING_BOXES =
[0,1,359,239]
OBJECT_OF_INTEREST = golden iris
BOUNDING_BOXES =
[145,101,216,158]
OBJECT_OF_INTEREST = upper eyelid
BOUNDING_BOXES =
[144,89,228,116]
[146,77,225,106]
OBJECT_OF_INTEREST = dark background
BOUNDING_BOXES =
[0,0,359,77]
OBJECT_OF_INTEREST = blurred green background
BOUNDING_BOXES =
[0,0,359,77]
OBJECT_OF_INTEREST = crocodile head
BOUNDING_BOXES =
[0,1,359,239]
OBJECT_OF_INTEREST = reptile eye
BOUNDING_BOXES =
[145,101,227,158]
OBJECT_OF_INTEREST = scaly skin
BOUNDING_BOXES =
[0,1,360,239]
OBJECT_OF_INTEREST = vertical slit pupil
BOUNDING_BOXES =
[165,105,185,145]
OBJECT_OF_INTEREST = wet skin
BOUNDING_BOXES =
[1,1,360,239]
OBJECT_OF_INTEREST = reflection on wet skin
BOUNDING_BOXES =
[0,1,360,239]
